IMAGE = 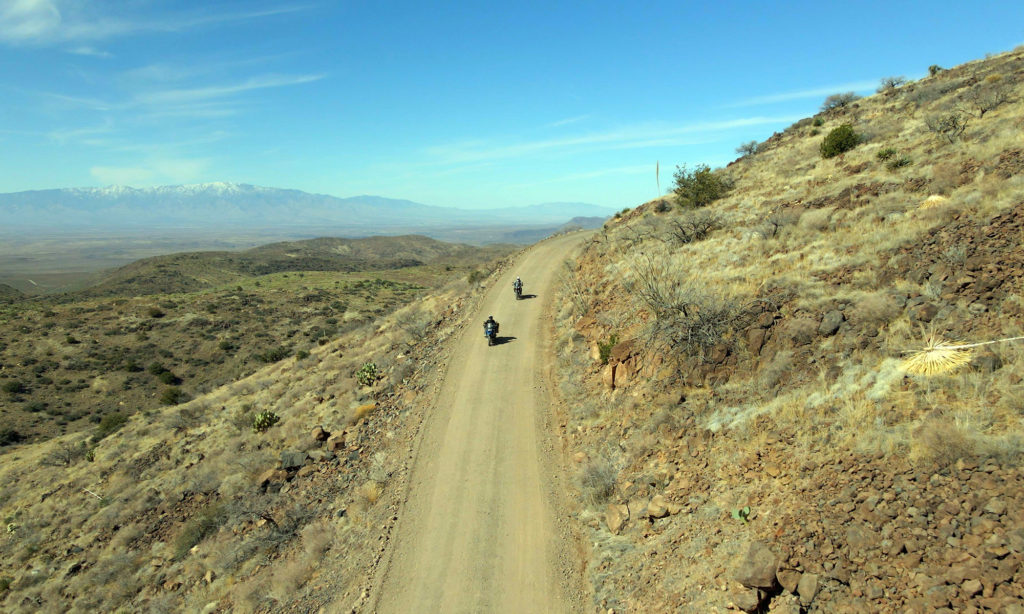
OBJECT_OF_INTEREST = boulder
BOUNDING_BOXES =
[605,504,629,534]
[818,310,844,336]
[280,450,308,470]
[731,586,761,612]
[797,572,819,606]
[312,426,330,442]
[647,495,669,519]
[734,541,779,589]
[326,433,346,453]
[776,568,801,594]
[258,469,288,493]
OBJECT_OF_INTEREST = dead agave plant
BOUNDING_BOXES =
[901,334,1024,376]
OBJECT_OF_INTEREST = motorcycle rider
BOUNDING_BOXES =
[483,315,499,337]
[513,277,523,296]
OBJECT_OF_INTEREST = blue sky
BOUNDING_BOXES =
[1,1,1022,210]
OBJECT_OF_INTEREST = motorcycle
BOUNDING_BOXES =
[484,321,499,346]
[514,284,522,300]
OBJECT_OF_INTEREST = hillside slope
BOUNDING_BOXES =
[554,47,1024,611]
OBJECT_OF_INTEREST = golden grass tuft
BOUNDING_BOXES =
[918,194,949,210]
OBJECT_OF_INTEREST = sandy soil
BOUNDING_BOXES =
[366,232,588,614]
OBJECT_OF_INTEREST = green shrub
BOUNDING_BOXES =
[820,124,860,158]
[252,410,280,433]
[928,64,944,76]
[65,335,80,345]
[812,117,825,127]
[876,147,897,161]
[256,346,291,363]
[2,381,26,395]
[148,362,168,376]
[0,429,23,446]
[158,370,181,385]
[160,387,186,405]
[295,349,310,361]
[467,270,486,284]
[146,307,165,318]
[356,362,378,386]
[886,155,912,171]
[672,164,732,209]
[598,335,619,365]
[93,412,128,441]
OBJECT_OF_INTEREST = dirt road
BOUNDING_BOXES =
[368,231,588,613]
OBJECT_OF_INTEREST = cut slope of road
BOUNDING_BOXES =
[367,231,588,614]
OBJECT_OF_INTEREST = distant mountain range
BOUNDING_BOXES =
[0,183,614,232]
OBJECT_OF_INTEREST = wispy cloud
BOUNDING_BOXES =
[0,1,310,46]
[547,114,592,128]
[67,45,112,58]
[136,73,324,105]
[728,80,879,107]
[90,157,211,186]
[426,116,801,164]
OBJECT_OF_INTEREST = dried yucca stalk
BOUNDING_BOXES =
[901,334,1024,376]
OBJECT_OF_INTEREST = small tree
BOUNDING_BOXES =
[821,92,860,112]
[877,76,907,92]
[735,141,759,157]
[820,124,860,158]
[672,164,732,209]
[925,112,969,143]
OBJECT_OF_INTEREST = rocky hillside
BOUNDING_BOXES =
[553,47,1024,611]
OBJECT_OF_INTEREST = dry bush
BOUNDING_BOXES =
[665,210,722,245]
[358,480,381,505]
[798,207,835,232]
[850,292,902,327]
[300,519,334,558]
[579,460,617,507]
[909,414,976,466]
[270,558,313,599]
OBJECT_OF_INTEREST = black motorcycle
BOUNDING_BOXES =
[513,281,523,300]
[484,320,499,346]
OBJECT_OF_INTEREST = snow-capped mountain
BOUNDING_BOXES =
[0,183,614,232]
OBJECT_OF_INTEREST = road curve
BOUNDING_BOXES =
[369,231,587,614]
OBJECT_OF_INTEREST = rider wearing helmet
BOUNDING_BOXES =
[483,315,499,336]
[513,277,523,297]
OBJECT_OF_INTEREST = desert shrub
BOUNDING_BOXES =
[928,64,944,76]
[580,460,617,506]
[172,503,227,559]
[812,117,824,127]
[160,386,186,405]
[876,147,897,161]
[672,164,732,209]
[356,362,378,386]
[0,429,23,446]
[820,124,860,158]
[886,155,912,171]
[467,270,486,284]
[41,441,89,466]
[0,576,10,592]
[821,92,859,111]
[626,260,754,361]
[598,334,619,365]
[909,79,965,106]
[147,307,165,318]
[961,82,1013,117]
[295,349,310,361]
[2,380,26,395]
[158,370,181,385]
[65,334,80,344]
[925,111,969,143]
[667,209,722,245]
[735,140,759,156]
[94,412,128,442]
[877,76,907,92]
[148,362,169,376]
[252,410,280,433]
[256,346,291,363]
